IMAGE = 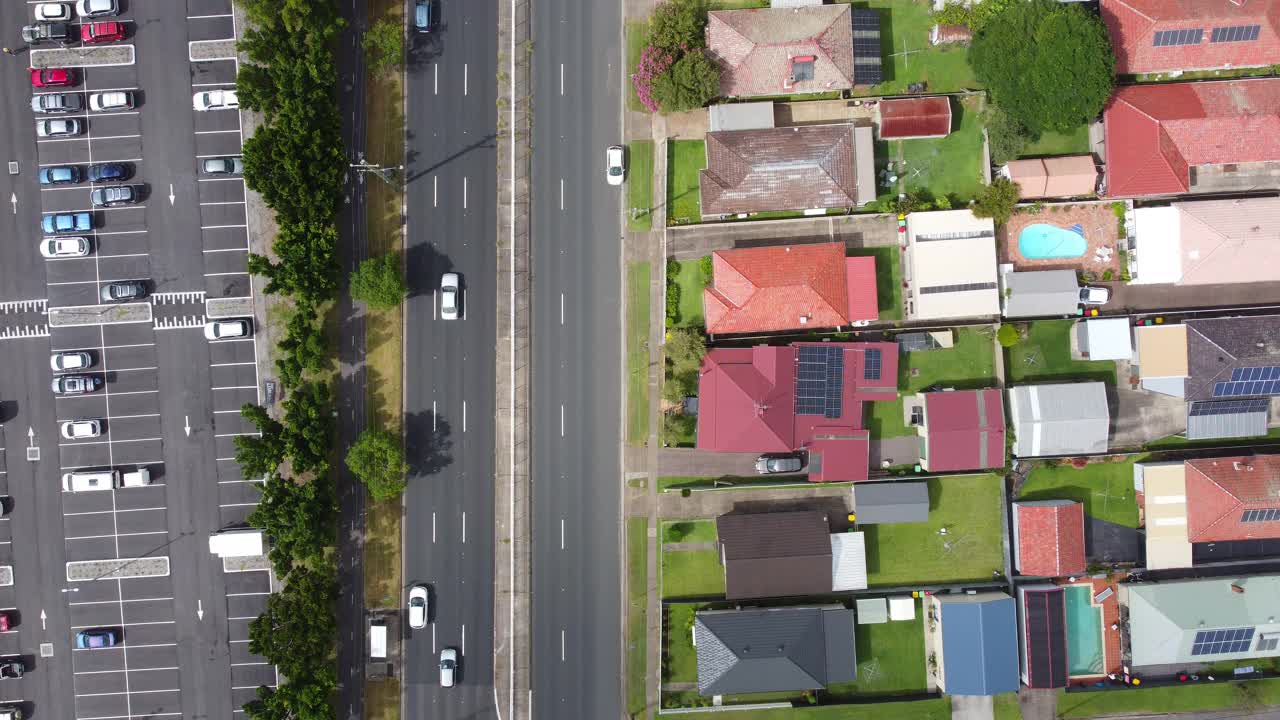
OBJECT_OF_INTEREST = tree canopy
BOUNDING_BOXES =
[346,429,409,501]
[349,253,406,308]
[649,0,707,53]
[971,177,1021,225]
[362,18,402,72]
[651,50,721,114]
[969,0,1114,135]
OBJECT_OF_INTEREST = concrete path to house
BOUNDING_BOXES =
[666,213,899,260]
[656,448,769,478]
[653,485,853,523]
[870,436,922,468]
[1019,687,1058,720]
[951,694,994,720]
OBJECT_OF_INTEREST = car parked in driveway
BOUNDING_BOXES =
[36,118,81,138]
[88,90,133,112]
[77,0,119,17]
[22,23,71,45]
[755,453,805,474]
[193,89,238,111]
[61,420,101,440]
[100,280,146,302]
[0,703,22,720]
[39,236,90,258]
[203,319,250,340]
[30,68,76,88]
[51,375,101,395]
[91,185,138,207]
[441,272,460,320]
[408,585,429,629]
[202,156,243,175]
[75,628,119,649]
[88,162,131,182]
[39,165,81,185]
[1080,286,1110,305]
[81,21,124,42]
[41,212,92,234]
[606,145,625,186]
[51,351,93,372]
[35,3,73,21]
[439,648,457,687]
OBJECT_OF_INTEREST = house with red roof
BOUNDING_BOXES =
[1101,0,1280,75]
[877,97,952,140]
[703,243,878,335]
[1103,79,1280,198]
[907,389,1005,472]
[705,5,855,98]
[696,342,898,481]
[1012,500,1087,577]
[1186,455,1280,543]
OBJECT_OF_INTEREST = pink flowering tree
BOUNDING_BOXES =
[633,46,674,113]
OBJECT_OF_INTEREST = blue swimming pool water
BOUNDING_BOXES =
[1019,223,1087,260]
[1064,585,1104,676]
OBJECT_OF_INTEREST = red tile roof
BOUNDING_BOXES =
[1185,454,1280,542]
[845,256,878,323]
[922,389,1006,471]
[706,5,855,98]
[1102,0,1280,75]
[1103,79,1280,197]
[878,97,953,139]
[1014,501,1086,577]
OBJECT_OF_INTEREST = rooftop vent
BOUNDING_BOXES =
[1231,583,1245,594]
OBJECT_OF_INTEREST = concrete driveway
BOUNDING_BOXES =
[667,213,899,260]
[951,694,994,720]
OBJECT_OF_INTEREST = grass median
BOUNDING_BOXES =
[626,262,651,446]
[627,517,649,717]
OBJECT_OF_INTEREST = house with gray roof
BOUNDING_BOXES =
[694,606,857,696]
[1001,270,1080,319]
[1008,382,1111,457]
[851,481,929,524]
[928,592,1019,695]
[1185,315,1280,402]
[1125,574,1280,667]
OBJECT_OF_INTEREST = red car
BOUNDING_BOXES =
[81,21,125,43]
[30,68,77,87]
[0,612,13,632]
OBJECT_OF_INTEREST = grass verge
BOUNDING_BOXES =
[626,263,651,446]
[993,693,1024,720]
[626,518,649,717]
[1005,319,1117,385]
[1057,680,1280,718]
[626,21,648,112]
[1019,458,1141,528]
[664,603,701,684]
[668,258,706,329]
[627,140,654,231]
[661,549,725,599]
[661,519,717,544]
[667,140,706,226]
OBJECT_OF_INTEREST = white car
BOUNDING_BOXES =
[89,91,133,112]
[76,0,119,17]
[605,145,625,186]
[440,272,460,320]
[39,236,90,258]
[439,648,457,687]
[407,585,428,630]
[193,90,238,111]
[35,3,73,21]
[51,351,92,372]
[36,118,81,137]
[204,319,250,340]
[60,419,101,440]
[1080,286,1111,305]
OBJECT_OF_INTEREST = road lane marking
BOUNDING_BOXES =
[432,400,437,430]
[561,629,566,661]
[462,400,467,432]
[433,175,437,207]
[560,293,565,324]
[560,64,564,95]
[560,404,564,437]
[432,512,436,543]
[560,518,565,550]
[464,63,468,95]
[463,176,467,209]
[462,511,466,543]
[462,624,466,654]
[560,178,564,210]
[432,624,436,653]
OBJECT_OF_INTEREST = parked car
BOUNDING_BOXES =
[440,272,460,320]
[61,420,101,440]
[100,280,146,302]
[75,628,119,649]
[77,0,119,17]
[51,375,101,395]
[51,351,93,372]
[754,453,804,474]
[39,236,90,258]
[0,704,23,720]
[202,156,243,175]
[36,118,81,138]
[605,145,625,186]
[414,0,433,32]
[203,319,250,340]
[0,612,14,633]
[30,67,77,87]
[32,93,82,114]
[408,585,429,629]
[0,659,23,680]
[81,21,124,42]
[88,162,131,182]
[88,90,133,112]
[91,185,138,207]
[35,2,73,21]
[39,165,82,185]
[1080,286,1111,305]
[193,89,238,111]
[439,648,457,687]
[41,212,92,234]
[22,23,71,45]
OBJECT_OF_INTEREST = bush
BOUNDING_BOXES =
[1111,201,1126,220]
[983,105,1033,165]
[349,253,406,308]
[665,260,682,327]
[932,0,1020,32]
[972,177,1020,225]
[997,324,1020,347]
[651,50,721,113]
[362,17,402,73]
[632,46,675,113]
[345,428,409,500]
[649,0,707,53]
[698,255,714,287]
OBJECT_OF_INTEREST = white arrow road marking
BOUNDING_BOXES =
[9,193,15,216]
[40,610,46,631]
[197,599,204,620]
[168,184,175,206]
[184,416,191,437]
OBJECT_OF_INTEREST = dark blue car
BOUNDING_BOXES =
[39,166,81,185]
[41,212,92,235]
[88,162,131,183]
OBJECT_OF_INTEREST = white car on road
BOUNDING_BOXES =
[439,648,457,687]
[606,145,625,186]
[60,420,101,440]
[77,0,119,17]
[407,585,428,630]
[39,236,90,258]
[440,272,460,320]
[193,89,238,111]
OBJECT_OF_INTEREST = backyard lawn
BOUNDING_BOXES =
[847,246,902,322]
[1020,124,1091,158]
[862,475,1005,586]
[897,95,987,203]
[627,262,650,446]
[858,0,978,96]
[661,548,725,599]
[627,140,654,231]
[866,326,997,440]
[662,519,717,544]
[667,258,706,328]
[1057,679,1280,718]
[826,612,927,698]
[663,698,953,720]
[1019,459,1141,528]
[1005,319,1117,385]
[668,140,706,226]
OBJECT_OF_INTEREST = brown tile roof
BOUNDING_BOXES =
[704,243,864,334]
[1014,501,1086,577]
[700,124,864,216]
[1186,455,1280,542]
[878,97,953,139]
[706,5,855,98]
[717,510,833,599]
[1184,314,1280,401]
[1172,197,1280,285]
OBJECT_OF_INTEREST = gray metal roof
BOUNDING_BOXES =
[1185,399,1270,440]
[708,102,776,132]
[695,606,856,696]
[830,532,867,591]
[1002,270,1079,319]
[1127,575,1280,667]
[852,481,929,523]
[1008,382,1110,457]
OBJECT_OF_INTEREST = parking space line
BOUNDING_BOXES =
[63,507,165,517]
[203,248,247,254]
[86,134,142,142]
[107,367,159,373]
[40,157,143,168]
[226,591,270,597]
[53,342,153,352]
[71,597,173,606]
[200,200,246,206]
[75,665,179,676]
[78,714,181,720]
[219,502,259,509]
[76,689,180,698]
[231,661,270,666]
[188,14,234,20]
[212,386,257,391]
[72,621,175,629]
[200,224,247,229]
[67,530,168,541]
[195,129,241,135]
[197,177,243,183]
[58,389,158,398]
[214,432,258,438]
[61,460,162,471]
[210,361,256,368]
[60,437,163,448]
[204,271,249,277]
[191,80,236,86]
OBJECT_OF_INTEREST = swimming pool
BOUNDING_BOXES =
[1064,585,1104,676]
[1019,223,1087,260]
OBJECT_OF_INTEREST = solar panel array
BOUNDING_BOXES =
[1188,398,1270,416]
[1153,28,1204,46]
[852,9,884,86]
[1212,367,1280,397]
[1191,627,1255,656]
[853,8,879,31]
[796,345,844,419]
[863,348,882,381]
[1231,367,1280,382]
[1242,508,1280,523]
[1211,24,1261,43]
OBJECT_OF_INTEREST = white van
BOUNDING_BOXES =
[62,470,118,492]
[119,468,150,488]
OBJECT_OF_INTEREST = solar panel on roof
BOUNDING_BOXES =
[1211,24,1260,43]
[1231,366,1280,382]
[1153,28,1203,47]
[795,345,845,419]
[863,348,881,381]
[1188,398,1270,416]
[854,61,883,86]
[1242,508,1280,523]
[1212,377,1280,397]
[1191,627,1255,656]
[852,8,880,31]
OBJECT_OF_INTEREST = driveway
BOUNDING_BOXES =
[951,694,994,720]
[1108,364,1188,449]
[1112,280,1280,314]
[667,213,899,260]
[657,448,776,478]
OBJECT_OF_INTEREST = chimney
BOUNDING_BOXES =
[1231,583,1245,594]
[799,315,809,325]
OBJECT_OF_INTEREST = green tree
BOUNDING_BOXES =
[982,105,1033,166]
[349,253,406,308]
[997,324,1021,348]
[234,404,287,477]
[248,564,337,678]
[276,303,330,389]
[345,429,408,501]
[649,0,707,53]
[969,0,1114,134]
[248,473,335,574]
[245,674,336,720]
[971,177,1021,225]
[363,17,403,73]
[665,327,706,375]
[281,382,334,476]
[651,50,721,113]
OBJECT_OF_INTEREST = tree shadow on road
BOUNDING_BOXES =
[404,410,454,478]
[403,239,456,299]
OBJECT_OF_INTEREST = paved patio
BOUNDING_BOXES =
[999,202,1121,277]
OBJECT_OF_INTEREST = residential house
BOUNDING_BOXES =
[1134,323,1188,397]
[696,342,898,481]
[1001,156,1099,199]
[708,101,776,132]
[1130,198,1280,286]
[694,606,857,695]
[1101,0,1280,75]
[929,592,1020,696]
[1137,461,1194,570]
[830,531,868,592]
[1012,500,1087,577]
[1077,318,1133,362]
[1016,585,1069,689]
[1185,455,1280,544]
[904,210,1001,321]
[699,124,877,218]
[906,389,1005,472]
[1008,382,1111,457]
[1124,574,1280,667]
[706,5,857,98]
[703,242,878,335]
[851,481,929,524]
[1103,79,1280,198]
[717,510,833,600]
[877,97,952,140]
[1001,270,1081,319]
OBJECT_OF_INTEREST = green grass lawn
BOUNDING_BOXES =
[1020,124,1091,158]
[661,549,725,599]
[862,475,1005,586]
[662,519,717,545]
[1057,679,1280,718]
[663,603,701,684]
[628,141,654,231]
[858,1,978,96]
[667,258,706,328]
[627,262,651,446]
[866,326,997,440]
[847,246,902,322]
[663,698,953,720]
[993,693,1023,720]
[1018,459,1141,528]
[897,95,987,203]
[668,140,706,226]
[826,612,926,698]
[626,21,648,112]
[627,518,649,717]
[1005,319,1117,385]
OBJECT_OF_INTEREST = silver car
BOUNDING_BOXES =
[202,157,243,175]
[31,93,82,114]
[439,648,457,687]
[440,273,460,320]
[754,454,804,474]
[36,118,81,137]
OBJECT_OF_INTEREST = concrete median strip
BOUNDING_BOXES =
[67,557,170,582]
[31,46,136,69]
[49,302,152,327]
[189,39,237,62]
[205,296,254,319]
[0,567,11,587]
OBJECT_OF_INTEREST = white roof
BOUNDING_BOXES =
[1008,382,1110,457]
[369,622,387,658]
[907,210,1000,320]
[1139,462,1193,571]
[1131,206,1183,285]
[208,530,264,558]
[831,532,868,591]
[1083,318,1133,361]
[708,102,775,132]
[889,596,916,621]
